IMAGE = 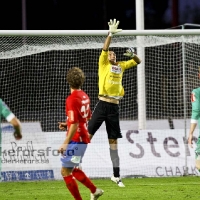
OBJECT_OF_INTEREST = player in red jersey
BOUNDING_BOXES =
[58,67,103,200]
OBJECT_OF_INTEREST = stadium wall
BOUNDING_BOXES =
[1,121,199,181]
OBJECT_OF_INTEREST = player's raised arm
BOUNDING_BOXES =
[103,19,122,51]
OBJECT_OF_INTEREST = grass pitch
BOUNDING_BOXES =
[0,176,199,200]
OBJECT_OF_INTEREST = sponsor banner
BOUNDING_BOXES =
[81,129,200,178]
[1,129,199,179]
[2,122,42,133]
[1,133,52,170]
[1,127,54,182]
[1,170,54,182]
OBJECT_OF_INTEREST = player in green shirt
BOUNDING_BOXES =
[0,98,22,138]
[0,98,22,181]
[188,88,200,172]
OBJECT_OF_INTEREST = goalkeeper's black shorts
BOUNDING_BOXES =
[88,100,122,139]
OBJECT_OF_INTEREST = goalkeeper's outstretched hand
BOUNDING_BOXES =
[108,19,122,37]
[124,47,136,58]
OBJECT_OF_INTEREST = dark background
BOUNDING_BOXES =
[1,0,200,30]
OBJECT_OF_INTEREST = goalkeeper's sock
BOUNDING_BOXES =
[63,175,82,200]
[72,168,96,193]
[110,148,120,177]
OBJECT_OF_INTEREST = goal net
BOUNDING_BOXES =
[0,31,200,181]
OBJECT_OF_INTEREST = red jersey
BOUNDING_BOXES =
[66,90,91,143]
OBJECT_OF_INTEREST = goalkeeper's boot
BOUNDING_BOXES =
[90,188,104,200]
[111,175,125,187]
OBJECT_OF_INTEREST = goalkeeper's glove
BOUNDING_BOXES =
[108,19,122,37]
[123,47,136,58]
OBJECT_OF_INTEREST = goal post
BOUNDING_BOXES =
[0,29,200,128]
[1,29,200,35]
[1,29,200,180]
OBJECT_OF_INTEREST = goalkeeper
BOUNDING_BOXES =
[88,19,141,187]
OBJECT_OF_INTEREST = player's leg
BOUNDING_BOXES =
[105,103,125,187]
[108,139,125,187]
[61,167,82,200]
[72,142,104,200]
[61,142,83,200]
[0,134,1,182]
[88,101,106,139]
[196,158,200,171]
[73,168,104,200]
[195,138,200,172]
[72,142,96,192]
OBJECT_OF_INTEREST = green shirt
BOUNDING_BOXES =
[0,98,15,125]
[191,87,200,125]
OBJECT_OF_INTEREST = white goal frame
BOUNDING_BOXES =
[0,28,200,131]
[1,29,200,177]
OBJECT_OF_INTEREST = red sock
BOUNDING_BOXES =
[72,168,96,193]
[63,175,82,200]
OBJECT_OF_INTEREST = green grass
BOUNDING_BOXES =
[0,176,199,200]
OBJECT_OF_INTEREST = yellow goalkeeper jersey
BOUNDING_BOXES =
[98,50,138,99]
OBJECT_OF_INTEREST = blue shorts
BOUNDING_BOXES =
[61,141,87,168]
